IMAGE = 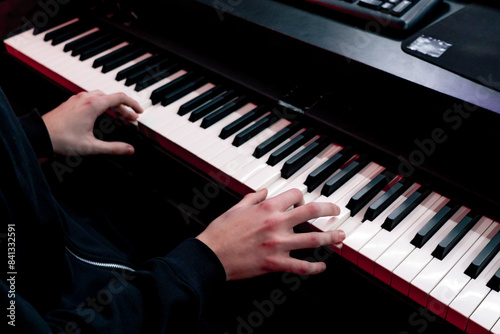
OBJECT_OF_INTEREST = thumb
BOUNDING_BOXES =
[90,139,135,155]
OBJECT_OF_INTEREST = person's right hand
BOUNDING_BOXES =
[196,188,345,281]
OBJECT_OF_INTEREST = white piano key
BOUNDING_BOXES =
[6,25,146,101]
[357,192,442,275]
[15,26,157,104]
[391,206,470,296]
[244,135,319,190]
[310,162,385,232]
[334,189,385,235]
[266,144,343,198]
[43,36,129,90]
[20,29,95,75]
[341,183,421,264]
[302,166,344,204]
[95,54,156,101]
[490,317,500,334]
[180,103,258,153]
[188,111,276,161]
[43,37,142,95]
[467,290,500,334]
[373,195,451,285]
[36,28,100,65]
[162,100,253,149]
[319,189,388,255]
[229,143,282,183]
[426,222,500,319]
[208,122,303,181]
[446,249,500,331]
[5,18,79,51]
[130,69,190,110]
[138,83,214,139]
[7,28,79,74]
[408,216,493,307]
[197,117,289,165]
[196,113,267,161]
[228,122,298,183]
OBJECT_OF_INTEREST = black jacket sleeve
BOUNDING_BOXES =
[2,238,226,334]
[18,108,54,158]
[0,86,227,333]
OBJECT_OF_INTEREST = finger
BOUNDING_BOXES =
[280,257,327,276]
[88,139,135,155]
[233,188,268,209]
[285,230,346,251]
[112,104,141,121]
[99,92,143,116]
[267,188,304,212]
[283,201,340,228]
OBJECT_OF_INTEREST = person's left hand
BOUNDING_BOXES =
[42,90,143,156]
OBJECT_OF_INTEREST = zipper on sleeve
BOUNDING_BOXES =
[66,247,135,272]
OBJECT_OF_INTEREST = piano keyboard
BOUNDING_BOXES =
[4,18,499,333]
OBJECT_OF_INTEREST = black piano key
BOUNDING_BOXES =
[150,71,198,104]
[487,267,500,292]
[464,231,500,279]
[410,202,460,248]
[189,90,237,122]
[381,185,432,232]
[178,85,225,116]
[219,106,267,139]
[80,36,124,61]
[346,170,394,216]
[135,63,181,91]
[51,26,92,46]
[161,77,208,107]
[431,212,482,260]
[94,44,147,72]
[253,121,302,159]
[45,21,89,45]
[93,43,138,68]
[115,54,161,81]
[201,95,248,129]
[267,128,315,167]
[281,135,330,179]
[70,31,115,56]
[232,113,280,147]
[124,58,171,86]
[45,20,80,40]
[303,147,353,192]
[102,47,147,73]
[63,29,106,52]
[363,178,411,222]
[321,155,369,197]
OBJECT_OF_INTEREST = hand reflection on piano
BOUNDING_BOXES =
[196,187,346,281]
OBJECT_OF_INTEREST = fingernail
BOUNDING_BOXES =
[338,230,346,240]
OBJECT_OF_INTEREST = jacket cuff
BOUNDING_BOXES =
[161,238,226,299]
[18,109,54,159]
